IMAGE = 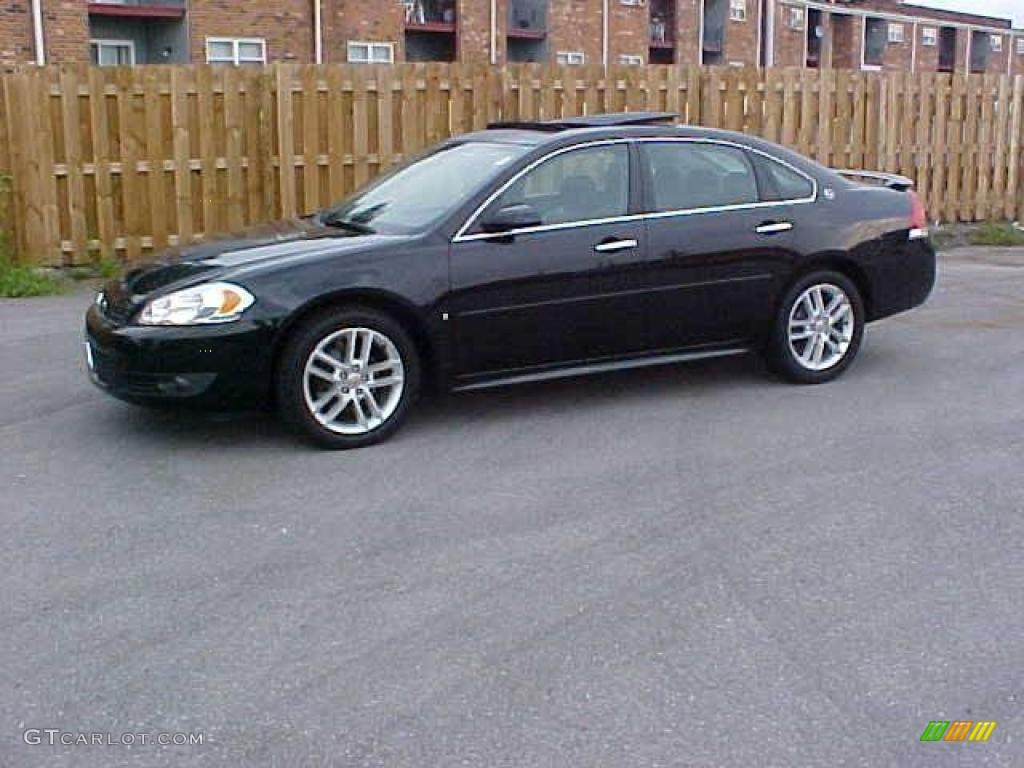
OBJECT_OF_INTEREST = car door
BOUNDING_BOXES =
[637,139,808,351]
[448,141,650,380]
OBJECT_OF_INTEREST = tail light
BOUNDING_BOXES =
[909,191,929,239]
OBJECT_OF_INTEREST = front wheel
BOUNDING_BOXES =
[277,307,421,448]
[767,271,864,385]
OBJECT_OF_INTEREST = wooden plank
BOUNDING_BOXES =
[143,67,169,252]
[947,74,965,222]
[115,68,143,262]
[1,74,31,262]
[301,65,319,215]
[88,67,116,261]
[1006,75,1023,221]
[275,64,297,219]
[326,65,346,202]
[29,68,62,265]
[351,65,370,189]
[170,67,194,246]
[59,66,88,263]
[222,66,245,229]
[991,76,1010,222]
[378,66,395,173]
[929,75,949,222]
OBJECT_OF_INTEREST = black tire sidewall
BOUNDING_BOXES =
[769,271,865,385]
[277,307,421,448]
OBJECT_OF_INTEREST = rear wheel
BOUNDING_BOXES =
[768,271,864,384]
[277,307,420,448]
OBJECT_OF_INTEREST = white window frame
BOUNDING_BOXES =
[618,54,644,66]
[990,35,1002,53]
[888,23,905,45]
[729,0,747,22]
[90,38,136,67]
[556,51,585,66]
[1017,38,1024,56]
[921,27,937,47]
[347,41,395,64]
[787,8,804,31]
[619,0,644,6]
[205,37,267,66]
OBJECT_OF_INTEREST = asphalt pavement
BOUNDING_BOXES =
[1,247,1022,767]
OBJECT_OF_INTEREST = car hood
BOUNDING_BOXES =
[120,217,402,296]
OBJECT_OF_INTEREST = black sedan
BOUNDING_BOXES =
[85,112,936,448]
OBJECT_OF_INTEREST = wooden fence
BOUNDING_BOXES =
[1,63,1022,267]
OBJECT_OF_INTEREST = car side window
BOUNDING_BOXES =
[641,142,759,213]
[751,153,815,202]
[483,144,629,228]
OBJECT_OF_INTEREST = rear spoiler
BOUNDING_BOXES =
[833,169,915,192]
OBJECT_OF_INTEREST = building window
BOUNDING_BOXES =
[888,23,904,44]
[864,18,886,67]
[556,51,585,65]
[90,39,135,67]
[729,0,747,22]
[347,41,394,64]
[787,8,804,31]
[618,54,643,65]
[990,35,1003,53]
[206,38,267,66]
[1018,38,1024,56]
[921,27,937,47]
[620,0,644,6]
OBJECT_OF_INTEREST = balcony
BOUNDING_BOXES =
[88,0,185,19]
[649,0,674,48]
[404,0,457,33]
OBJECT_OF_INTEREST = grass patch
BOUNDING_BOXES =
[967,222,1024,247]
[0,241,65,298]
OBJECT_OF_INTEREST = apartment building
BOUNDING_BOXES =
[1,0,1021,76]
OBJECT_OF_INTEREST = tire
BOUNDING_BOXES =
[767,270,865,385]
[276,306,421,449]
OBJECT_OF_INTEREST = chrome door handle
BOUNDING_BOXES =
[755,221,793,235]
[594,238,638,253]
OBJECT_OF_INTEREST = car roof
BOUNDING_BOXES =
[455,122,832,180]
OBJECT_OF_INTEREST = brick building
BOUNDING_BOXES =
[1,0,1020,75]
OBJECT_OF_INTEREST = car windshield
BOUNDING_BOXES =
[321,141,529,234]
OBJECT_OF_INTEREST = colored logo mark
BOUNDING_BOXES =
[921,721,997,742]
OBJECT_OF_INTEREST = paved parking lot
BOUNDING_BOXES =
[1,247,1022,767]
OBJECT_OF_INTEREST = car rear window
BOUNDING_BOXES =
[751,153,816,202]
[640,142,759,213]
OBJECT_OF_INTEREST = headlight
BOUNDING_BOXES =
[138,282,255,326]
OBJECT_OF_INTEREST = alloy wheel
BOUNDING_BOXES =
[787,283,855,372]
[302,327,405,435]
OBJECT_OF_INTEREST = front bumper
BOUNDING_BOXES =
[85,305,276,409]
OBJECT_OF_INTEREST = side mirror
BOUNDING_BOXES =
[480,204,542,234]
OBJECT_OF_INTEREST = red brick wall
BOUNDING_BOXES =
[189,0,312,63]
[915,23,938,73]
[0,1,33,68]
[458,0,494,63]
[44,0,88,63]
[609,0,648,64]
[549,0,602,65]
[722,0,758,66]
[674,0,700,66]
[324,0,404,63]
[773,2,804,68]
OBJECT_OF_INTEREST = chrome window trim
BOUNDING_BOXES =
[452,136,818,244]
